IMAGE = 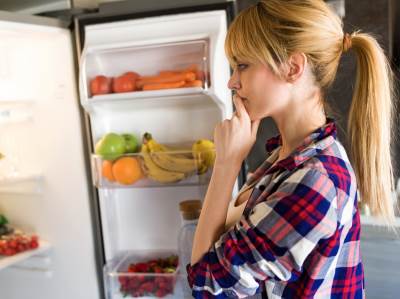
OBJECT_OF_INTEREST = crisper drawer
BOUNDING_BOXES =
[104,250,182,299]
[81,39,209,102]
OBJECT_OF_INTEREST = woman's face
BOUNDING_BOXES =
[227,61,290,121]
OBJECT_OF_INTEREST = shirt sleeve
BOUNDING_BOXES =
[186,168,338,298]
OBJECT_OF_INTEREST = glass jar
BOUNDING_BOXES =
[178,199,202,298]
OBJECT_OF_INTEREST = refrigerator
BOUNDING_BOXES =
[0,1,239,298]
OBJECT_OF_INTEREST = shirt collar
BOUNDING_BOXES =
[265,118,337,172]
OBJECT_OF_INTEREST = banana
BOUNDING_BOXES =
[143,133,202,174]
[140,144,185,183]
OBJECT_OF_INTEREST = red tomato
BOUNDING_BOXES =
[112,74,135,93]
[123,71,140,81]
[90,75,112,96]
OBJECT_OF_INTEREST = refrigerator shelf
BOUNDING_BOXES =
[81,39,209,102]
[92,146,214,188]
[104,249,180,299]
[0,173,44,194]
[0,240,51,271]
[82,86,208,111]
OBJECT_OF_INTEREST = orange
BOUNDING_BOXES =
[112,157,142,185]
[102,160,115,182]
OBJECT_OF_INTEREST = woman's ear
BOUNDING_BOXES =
[284,52,307,83]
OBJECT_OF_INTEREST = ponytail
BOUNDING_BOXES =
[347,32,396,224]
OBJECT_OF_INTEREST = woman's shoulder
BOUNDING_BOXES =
[301,139,357,201]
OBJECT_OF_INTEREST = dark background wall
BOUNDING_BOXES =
[240,0,399,180]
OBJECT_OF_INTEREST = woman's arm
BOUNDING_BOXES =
[190,162,241,265]
[191,95,260,265]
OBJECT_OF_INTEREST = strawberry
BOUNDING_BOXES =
[30,240,39,249]
[141,281,154,293]
[135,262,149,272]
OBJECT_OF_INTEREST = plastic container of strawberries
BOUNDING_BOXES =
[104,250,181,299]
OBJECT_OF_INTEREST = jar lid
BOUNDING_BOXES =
[179,199,202,213]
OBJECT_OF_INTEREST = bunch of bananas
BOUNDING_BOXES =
[140,133,212,184]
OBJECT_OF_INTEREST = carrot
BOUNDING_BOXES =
[142,80,186,91]
[183,80,203,88]
[185,64,200,72]
[136,72,196,89]
[158,71,180,76]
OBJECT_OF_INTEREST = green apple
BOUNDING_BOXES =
[122,133,139,153]
[95,133,126,160]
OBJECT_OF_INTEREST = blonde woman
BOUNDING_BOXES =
[187,0,396,298]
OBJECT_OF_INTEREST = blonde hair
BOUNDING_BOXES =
[225,0,396,223]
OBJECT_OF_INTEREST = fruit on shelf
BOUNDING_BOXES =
[89,64,206,97]
[90,75,112,96]
[144,133,200,174]
[192,139,216,169]
[119,255,178,298]
[95,133,126,160]
[112,157,143,185]
[102,160,115,182]
[0,233,39,256]
[123,71,140,80]
[141,144,185,184]
[112,73,136,93]
[122,134,139,153]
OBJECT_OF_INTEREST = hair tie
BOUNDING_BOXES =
[343,33,352,52]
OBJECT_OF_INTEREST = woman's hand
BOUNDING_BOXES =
[214,95,260,169]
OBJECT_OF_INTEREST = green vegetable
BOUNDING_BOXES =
[0,215,8,226]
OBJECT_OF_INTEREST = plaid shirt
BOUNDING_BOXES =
[187,119,364,298]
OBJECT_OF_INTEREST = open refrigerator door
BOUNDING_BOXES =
[79,8,235,299]
[0,11,100,299]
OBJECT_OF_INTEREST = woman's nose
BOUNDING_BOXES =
[228,71,241,90]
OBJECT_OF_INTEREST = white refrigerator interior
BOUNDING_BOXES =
[80,9,235,299]
[0,14,99,299]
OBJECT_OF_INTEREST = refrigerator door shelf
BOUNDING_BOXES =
[91,146,214,189]
[0,173,44,195]
[80,39,210,104]
[82,88,225,119]
[104,249,180,299]
[0,240,51,272]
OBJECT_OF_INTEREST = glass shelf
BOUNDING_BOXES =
[0,173,44,194]
[92,147,214,189]
[0,240,51,271]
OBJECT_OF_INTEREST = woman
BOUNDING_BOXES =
[186,0,396,298]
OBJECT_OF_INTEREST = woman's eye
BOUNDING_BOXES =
[237,64,248,70]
